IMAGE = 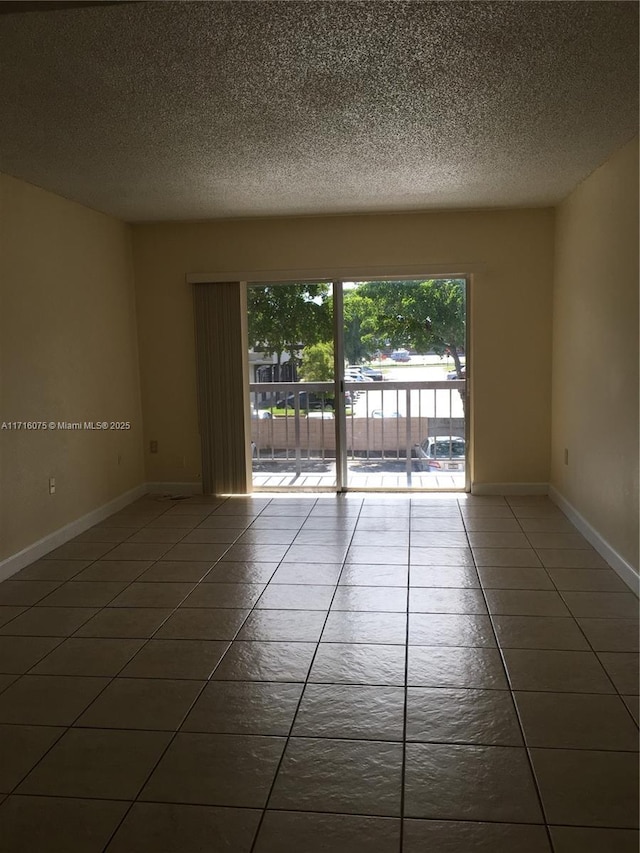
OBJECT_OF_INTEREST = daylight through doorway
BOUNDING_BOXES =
[247,278,468,491]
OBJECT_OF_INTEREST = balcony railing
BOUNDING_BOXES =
[249,380,466,489]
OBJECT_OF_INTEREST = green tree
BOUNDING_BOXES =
[357,279,466,376]
[248,283,332,378]
[342,290,380,364]
[299,342,334,381]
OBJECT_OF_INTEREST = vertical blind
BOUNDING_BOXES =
[193,282,251,494]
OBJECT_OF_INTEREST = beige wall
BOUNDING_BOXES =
[551,138,639,570]
[132,208,555,488]
[0,174,145,562]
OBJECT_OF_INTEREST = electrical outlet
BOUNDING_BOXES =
[564,448,569,466]
[150,440,158,454]
[49,477,56,495]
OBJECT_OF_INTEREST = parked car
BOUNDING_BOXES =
[275,391,353,410]
[251,407,272,419]
[390,349,411,362]
[276,391,333,410]
[446,366,466,380]
[370,409,400,418]
[345,370,373,382]
[361,366,384,381]
[414,436,466,471]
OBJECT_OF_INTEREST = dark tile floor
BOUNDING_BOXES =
[0,493,637,852]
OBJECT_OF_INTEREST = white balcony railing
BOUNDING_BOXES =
[249,380,466,489]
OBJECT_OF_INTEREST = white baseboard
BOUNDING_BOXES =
[549,486,639,596]
[146,482,203,495]
[0,483,148,582]
[471,482,549,496]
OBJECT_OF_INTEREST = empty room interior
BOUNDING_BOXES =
[0,2,638,852]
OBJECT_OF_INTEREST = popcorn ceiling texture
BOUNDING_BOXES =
[0,1,637,221]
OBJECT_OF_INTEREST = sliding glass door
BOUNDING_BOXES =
[247,277,468,491]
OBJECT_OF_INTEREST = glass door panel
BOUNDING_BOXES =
[341,279,467,490]
[247,281,337,489]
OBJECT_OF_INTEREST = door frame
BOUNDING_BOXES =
[191,269,472,494]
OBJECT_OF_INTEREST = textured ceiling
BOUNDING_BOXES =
[0,1,637,222]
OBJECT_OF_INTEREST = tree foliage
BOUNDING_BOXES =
[248,279,466,377]
[299,342,334,381]
[247,283,332,372]
[355,279,466,375]
[342,291,379,365]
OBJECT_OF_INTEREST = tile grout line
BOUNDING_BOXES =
[399,499,412,847]
[0,494,232,629]
[95,494,295,851]
[4,497,251,808]
[461,497,558,853]
[535,560,637,722]
[0,495,269,848]
[504,501,636,710]
[247,495,366,853]
[1,786,637,834]
[499,501,639,839]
